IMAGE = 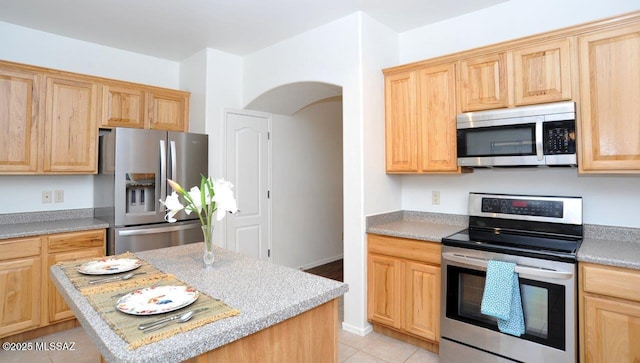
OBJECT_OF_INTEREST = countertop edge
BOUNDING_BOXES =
[368,210,640,271]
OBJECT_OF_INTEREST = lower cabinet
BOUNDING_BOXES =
[0,237,42,337]
[0,229,105,339]
[579,262,640,362]
[46,230,105,323]
[367,234,441,351]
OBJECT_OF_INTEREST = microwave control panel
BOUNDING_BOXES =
[543,120,576,155]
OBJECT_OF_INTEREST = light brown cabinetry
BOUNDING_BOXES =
[0,67,43,173]
[46,230,105,323]
[148,89,189,131]
[44,75,99,173]
[459,40,572,112]
[367,234,441,352]
[101,84,190,131]
[0,59,191,174]
[459,53,509,112]
[384,62,458,173]
[0,237,42,337]
[579,262,640,362]
[101,83,146,129]
[0,229,105,340]
[577,23,640,173]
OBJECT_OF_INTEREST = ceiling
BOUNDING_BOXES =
[0,0,508,61]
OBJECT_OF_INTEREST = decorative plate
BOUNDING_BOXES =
[115,285,200,315]
[77,258,142,275]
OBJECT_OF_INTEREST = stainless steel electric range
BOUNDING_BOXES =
[440,192,583,363]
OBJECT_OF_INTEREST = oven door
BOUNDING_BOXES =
[440,246,576,363]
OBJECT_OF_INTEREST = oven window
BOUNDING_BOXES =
[458,124,536,157]
[447,265,565,350]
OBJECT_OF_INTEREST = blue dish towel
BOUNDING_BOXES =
[481,260,525,336]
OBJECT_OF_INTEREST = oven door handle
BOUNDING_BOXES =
[442,252,573,280]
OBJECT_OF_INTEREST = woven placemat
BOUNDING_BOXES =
[57,254,240,349]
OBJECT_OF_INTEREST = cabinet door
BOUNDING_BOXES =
[0,67,43,173]
[513,39,572,106]
[578,24,640,172]
[385,71,418,172]
[47,248,103,323]
[46,230,105,323]
[0,257,42,337]
[459,53,509,112]
[417,63,459,172]
[101,84,146,129]
[367,254,402,329]
[583,295,640,362]
[148,89,189,131]
[404,261,440,341]
[44,76,99,173]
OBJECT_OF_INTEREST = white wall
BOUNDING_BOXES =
[271,99,344,269]
[179,48,243,244]
[243,13,402,335]
[0,21,181,214]
[400,0,640,63]
[398,0,640,228]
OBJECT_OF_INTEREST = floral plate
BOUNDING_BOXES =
[77,258,142,275]
[115,285,200,315]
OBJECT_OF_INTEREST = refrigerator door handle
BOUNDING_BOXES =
[159,140,167,210]
[117,223,198,236]
[170,140,177,182]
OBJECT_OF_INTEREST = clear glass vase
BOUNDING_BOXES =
[202,225,215,266]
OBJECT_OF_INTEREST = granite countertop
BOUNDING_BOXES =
[366,210,467,242]
[0,209,108,239]
[367,210,640,271]
[50,242,348,363]
[578,225,640,270]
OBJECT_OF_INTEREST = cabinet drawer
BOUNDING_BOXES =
[368,234,441,265]
[582,263,640,302]
[0,237,41,259]
[47,230,105,253]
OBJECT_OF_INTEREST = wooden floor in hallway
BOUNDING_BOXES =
[304,259,343,282]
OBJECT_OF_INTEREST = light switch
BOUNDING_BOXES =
[54,190,64,203]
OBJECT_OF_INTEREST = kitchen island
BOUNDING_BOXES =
[50,243,348,363]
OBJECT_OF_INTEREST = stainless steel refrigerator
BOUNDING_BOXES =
[94,128,208,255]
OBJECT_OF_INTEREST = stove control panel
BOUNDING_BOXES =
[481,197,563,218]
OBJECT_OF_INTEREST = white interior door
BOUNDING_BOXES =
[224,110,271,260]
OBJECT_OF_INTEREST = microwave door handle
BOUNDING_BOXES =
[535,120,544,161]
[441,252,573,280]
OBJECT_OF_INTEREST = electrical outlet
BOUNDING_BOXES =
[54,190,64,203]
[432,191,441,205]
[42,190,52,203]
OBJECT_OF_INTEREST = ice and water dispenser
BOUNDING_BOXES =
[125,173,156,213]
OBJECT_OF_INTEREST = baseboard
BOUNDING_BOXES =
[298,254,343,270]
[341,321,373,336]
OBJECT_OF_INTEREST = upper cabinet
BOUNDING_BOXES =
[101,83,190,131]
[0,60,191,175]
[384,62,459,174]
[44,75,99,173]
[101,83,146,129]
[0,67,43,173]
[148,89,189,131]
[458,40,572,112]
[512,39,572,106]
[459,53,509,112]
[577,22,640,173]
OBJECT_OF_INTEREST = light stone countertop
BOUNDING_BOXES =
[50,242,348,363]
[367,211,640,271]
[366,210,468,242]
[0,209,108,239]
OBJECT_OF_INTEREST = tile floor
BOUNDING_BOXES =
[1,297,440,363]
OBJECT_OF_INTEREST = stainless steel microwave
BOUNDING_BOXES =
[456,101,576,167]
